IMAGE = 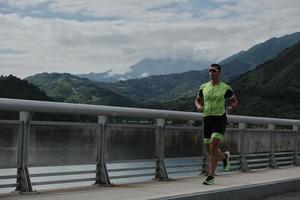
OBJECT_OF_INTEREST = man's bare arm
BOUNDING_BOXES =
[195,95,204,112]
[227,95,239,112]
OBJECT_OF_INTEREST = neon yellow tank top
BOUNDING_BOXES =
[199,82,233,116]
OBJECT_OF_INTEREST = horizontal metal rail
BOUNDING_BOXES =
[165,126,202,130]
[274,152,294,156]
[276,157,294,161]
[0,165,18,169]
[31,121,98,127]
[30,170,96,178]
[277,161,294,165]
[28,162,97,167]
[0,175,18,179]
[247,158,269,163]
[32,178,96,186]
[248,163,269,168]
[0,98,299,126]
[167,163,201,169]
[110,173,156,179]
[108,166,154,172]
[108,159,156,164]
[168,169,200,174]
[246,153,270,157]
[0,184,17,189]
[0,120,20,125]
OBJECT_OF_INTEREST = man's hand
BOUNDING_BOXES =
[196,105,204,112]
[227,105,233,113]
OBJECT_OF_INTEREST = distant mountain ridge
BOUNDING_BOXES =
[77,58,211,82]
[103,32,300,105]
[25,32,300,118]
[220,32,300,80]
[77,32,300,83]
[26,73,137,107]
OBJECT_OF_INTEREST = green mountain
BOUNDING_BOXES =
[0,75,51,101]
[26,73,137,107]
[220,32,300,81]
[105,70,208,103]
[103,32,300,105]
[229,42,300,118]
[162,42,300,118]
[0,75,52,119]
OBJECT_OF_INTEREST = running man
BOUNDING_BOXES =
[194,63,239,185]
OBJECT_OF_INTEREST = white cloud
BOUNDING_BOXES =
[0,0,299,78]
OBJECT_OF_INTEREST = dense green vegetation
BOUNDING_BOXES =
[0,75,51,101]
[104,70,209,103]
[0,75,51,119]
[26,73,137,107]
[230,42,300,118]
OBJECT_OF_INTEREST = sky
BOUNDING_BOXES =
[0,0,299,78]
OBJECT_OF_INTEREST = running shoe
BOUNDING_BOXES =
[203,176,215,185]
[223,151,230,171]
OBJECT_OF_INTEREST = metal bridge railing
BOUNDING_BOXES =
[0,98,299,193]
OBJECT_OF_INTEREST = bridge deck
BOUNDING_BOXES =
[1,167,299,200]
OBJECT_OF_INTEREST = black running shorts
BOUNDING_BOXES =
[203,114,227,144]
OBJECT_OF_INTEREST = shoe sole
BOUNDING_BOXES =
[203,181,214,185]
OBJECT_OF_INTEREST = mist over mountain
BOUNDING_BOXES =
[76,58,211,82]
[76,70,120,83]
[124,58,210,78]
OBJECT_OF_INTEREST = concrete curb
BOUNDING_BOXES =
[152,178,300,200]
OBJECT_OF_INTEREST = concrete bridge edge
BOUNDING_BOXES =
[152,178,300,200]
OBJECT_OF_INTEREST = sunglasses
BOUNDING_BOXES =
[208,69,218,73]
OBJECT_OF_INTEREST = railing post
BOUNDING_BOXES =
[201,118,209,175]
[95,115,111,185]
[16,111,33,192]
[293,125,300,166]
[268,124,278,169]
[155,119,169,180]
[239,123,249,172]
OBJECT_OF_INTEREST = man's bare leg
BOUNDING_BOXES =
[209,138,226,177]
